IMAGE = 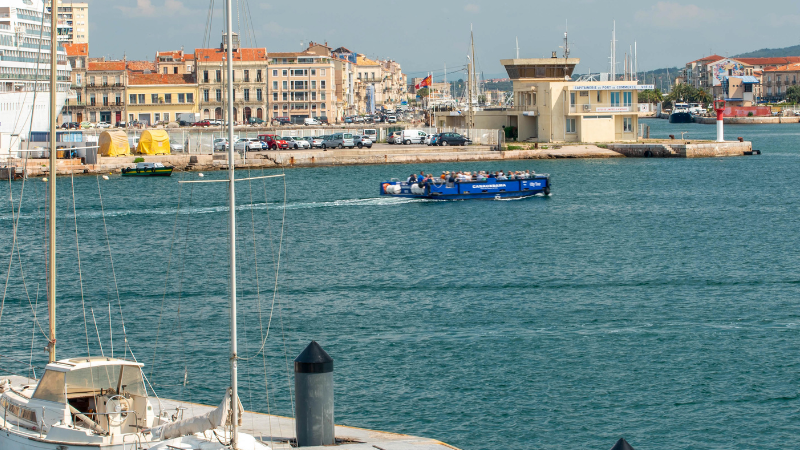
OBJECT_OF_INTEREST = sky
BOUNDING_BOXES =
[84,0,800,81]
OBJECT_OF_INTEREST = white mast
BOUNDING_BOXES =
[611,21,616,81]
[224,0,239,447]
[48,0,58,364]
[516,36,519,59]
[634,41,638,81]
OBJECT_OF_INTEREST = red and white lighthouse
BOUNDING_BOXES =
[714,99,726,142]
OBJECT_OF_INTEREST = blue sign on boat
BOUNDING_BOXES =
[380,174,550,200]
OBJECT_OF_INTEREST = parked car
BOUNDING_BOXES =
[303,118,320,126]
[248,117,265,125]
[343,116,354,124]
[282,136,310,149]
[363,128,377,143]
[352,135,373,149]
[387,131,402,144]
[170,141,185,152]
[96,121,111,129]
[234,138,264,152]
[318,116,329,125]
[115,121,127,128]
[437,132,470,146]
[425,134,437,146]
[193,120,211,127]
[258,134,289,150]
[321,132,355,149]
[273,117,291,126]
[213,135,239,151]
[309,136,324,148]
[387,115,397,123]
[60,122,79,129]
[80,121,95,129]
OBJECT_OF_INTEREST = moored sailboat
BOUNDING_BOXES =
[0,1,269,449]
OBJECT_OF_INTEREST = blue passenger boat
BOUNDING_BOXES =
[380,174,550,200]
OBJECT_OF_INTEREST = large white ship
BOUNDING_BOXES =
[0,0,70,152]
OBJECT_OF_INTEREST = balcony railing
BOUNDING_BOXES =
[567,103,632,114]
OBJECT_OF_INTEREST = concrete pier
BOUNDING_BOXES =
[7,140,758,178]
[157,398,460,450]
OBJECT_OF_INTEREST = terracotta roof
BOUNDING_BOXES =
[689,54,723,64]
[63,43,88,57]
[195,47,267,63]
[356,55,379,66]
[737,56,800,66]
[127,60,157,72]
[156,50,194,62]
[128,72,195,85]
[88,61,126,71]
[763,62,800,72]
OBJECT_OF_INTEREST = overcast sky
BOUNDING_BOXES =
[86,0,800,81]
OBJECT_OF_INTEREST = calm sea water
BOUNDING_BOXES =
[2,120,800,449]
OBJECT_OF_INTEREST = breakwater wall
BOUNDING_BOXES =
[692,116,800,125]
[607,141,753,158]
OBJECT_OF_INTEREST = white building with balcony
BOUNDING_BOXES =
[441,56,650,143]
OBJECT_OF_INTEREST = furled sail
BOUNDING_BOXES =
[149,388,243,440]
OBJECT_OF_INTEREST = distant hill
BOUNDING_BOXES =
[734,44,800,58]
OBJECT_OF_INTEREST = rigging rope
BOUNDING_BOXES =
[96,175,132,358]
[72,172,91,357]
[150,172,185,380]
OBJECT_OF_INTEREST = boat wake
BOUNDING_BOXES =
[0,197,435,221]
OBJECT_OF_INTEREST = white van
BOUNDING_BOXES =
[304,118,320,126]
[400,129,427,145]
[363,128,377,142]
[321,132,355,149]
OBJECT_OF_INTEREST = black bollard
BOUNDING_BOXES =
[294,341,334,447]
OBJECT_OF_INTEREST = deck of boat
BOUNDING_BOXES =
[157,397,459,450]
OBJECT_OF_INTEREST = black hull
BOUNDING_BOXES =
[669,112,693,123]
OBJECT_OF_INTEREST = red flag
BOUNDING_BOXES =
[415,75,432,90]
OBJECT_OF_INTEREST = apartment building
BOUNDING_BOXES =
[267,51,335,123]
[156,49,195,75]
[762,63,800,100]
[195,34,267,123]
[46,1,88,45]
[62,42,88,123]
[126,72,198,126]
[381,59,407,106]
[85,58,126,124]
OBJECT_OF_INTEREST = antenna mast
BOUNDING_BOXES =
[516,36,519,59]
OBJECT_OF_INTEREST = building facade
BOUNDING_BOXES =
[63,42,87,123]
[156,49,195,75]
[85,59,126,124]
[47,1,88,45]
[195,35,267,123]
[442,57,645,143]
[126,72,198,126]
[762,63,800,101]
[267,51,335,123]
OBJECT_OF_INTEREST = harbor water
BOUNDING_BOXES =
[1,120,800,449]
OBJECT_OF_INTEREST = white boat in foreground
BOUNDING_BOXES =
[0,1,269,448]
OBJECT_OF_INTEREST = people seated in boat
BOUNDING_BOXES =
[440,171,447,180]
[497,171,508,181]
[407,173,417,183]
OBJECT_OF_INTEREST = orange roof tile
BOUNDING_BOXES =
[689,54,724,64]
[763,62,800,72]
[195,47,267,63]
[63,43,88,57]
[128,72,195,85]
[127,60,157,72]
[88,61,126,71]
[737,56,800,66]
[156,50,194,62]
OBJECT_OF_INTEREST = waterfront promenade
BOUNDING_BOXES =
[9,140,754,177]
